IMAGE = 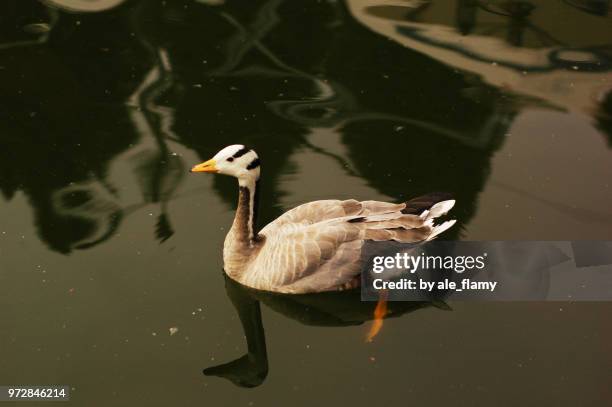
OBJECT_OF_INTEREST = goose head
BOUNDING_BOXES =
[191,144,260,185]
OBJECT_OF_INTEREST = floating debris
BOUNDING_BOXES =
[169,327,179,336]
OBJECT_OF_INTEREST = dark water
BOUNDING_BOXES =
[1,0,611,405]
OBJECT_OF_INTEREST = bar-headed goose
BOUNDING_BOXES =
[191,144,456,294]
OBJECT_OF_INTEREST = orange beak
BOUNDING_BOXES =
[190,159,218,173]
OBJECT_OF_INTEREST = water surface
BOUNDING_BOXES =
[1,0,611,405]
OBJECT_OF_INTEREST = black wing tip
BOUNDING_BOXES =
[401,192,454,215]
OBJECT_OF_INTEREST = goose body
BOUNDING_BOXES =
[192,145,456,294]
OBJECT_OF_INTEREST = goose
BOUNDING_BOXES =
[191,144,456,294]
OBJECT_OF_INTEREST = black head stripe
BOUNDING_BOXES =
[247,157,260,170]
[232,147,249,159]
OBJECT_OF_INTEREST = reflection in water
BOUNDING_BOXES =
[355,0,611,115]
[126,45,186,243]
[0,0,186,251]
[174,0,518,238]
[41,0,128,13]
[3,0,608,251]
[205,275,440,388]
[597,90,612,145]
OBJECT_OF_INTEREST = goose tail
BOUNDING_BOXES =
[404,193,457,241]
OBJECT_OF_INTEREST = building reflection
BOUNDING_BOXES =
[356,0,611,113]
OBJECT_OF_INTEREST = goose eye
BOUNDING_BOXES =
[227,157,234,162]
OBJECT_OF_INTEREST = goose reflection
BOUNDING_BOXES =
[202,238,587,388]
[204,274,446,388]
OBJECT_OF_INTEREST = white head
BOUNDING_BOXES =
[190,144,260,186]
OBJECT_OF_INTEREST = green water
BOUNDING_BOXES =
[1,0,611,405]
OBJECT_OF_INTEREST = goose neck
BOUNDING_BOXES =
[232,178,260,245]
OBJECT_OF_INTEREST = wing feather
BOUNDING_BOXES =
[242,198,455,293]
